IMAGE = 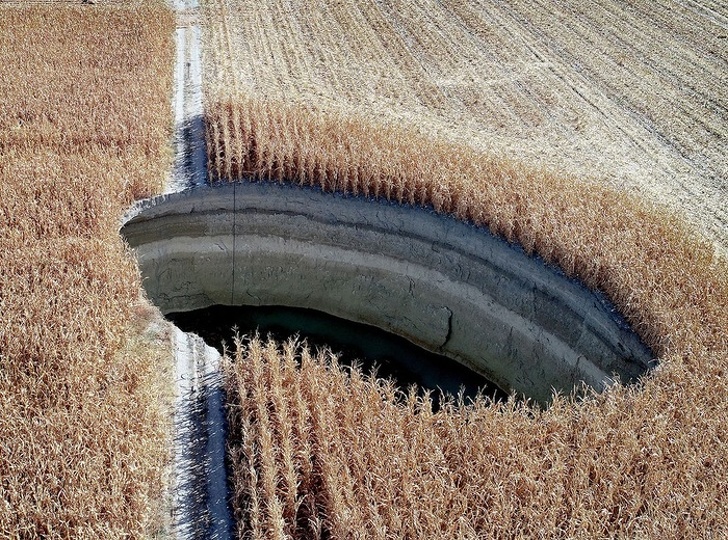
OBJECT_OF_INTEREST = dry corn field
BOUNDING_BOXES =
[203,0,728,538]
[0,4,175,537]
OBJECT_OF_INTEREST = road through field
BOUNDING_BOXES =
[203,0,727,256]
[168,0,233,537]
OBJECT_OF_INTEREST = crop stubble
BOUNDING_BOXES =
[204,1,728,538]
[205,0,727,253]
[0,5,174,537]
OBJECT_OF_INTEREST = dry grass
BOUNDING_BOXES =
[206,97,726,356]
[203,1,728,538]
[0,5,175,537]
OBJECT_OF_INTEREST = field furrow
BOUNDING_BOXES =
[500,0,727,246]
[569,0,726,153]
[679,0,728,28]
[520,0,726,164]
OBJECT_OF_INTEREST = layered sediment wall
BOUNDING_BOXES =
[121,182,654,403]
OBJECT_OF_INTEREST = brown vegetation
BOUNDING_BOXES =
[206,97,726,357]
[225,330,728,539]
[204,1,728,538]
[214,96,728,540]
[0,5,174,537]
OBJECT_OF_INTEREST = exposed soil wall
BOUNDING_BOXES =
[122,182,652,403]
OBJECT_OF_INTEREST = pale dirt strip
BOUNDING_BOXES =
[169,328,232,540]
[168,0,233,537]
[169,12,207,193]
[203,0,727,257]
[0,0,153,4]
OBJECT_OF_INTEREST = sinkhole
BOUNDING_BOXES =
[121,181,655,405]
[168,305,507,408]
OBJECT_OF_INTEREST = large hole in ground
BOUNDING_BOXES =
[168,305,508,408]
[122,181,655,405]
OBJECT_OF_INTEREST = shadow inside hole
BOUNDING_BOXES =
[168,305,508,410]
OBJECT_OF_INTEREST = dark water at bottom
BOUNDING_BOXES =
[168,305,506,408]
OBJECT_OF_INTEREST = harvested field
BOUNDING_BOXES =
[202,1,728,538]
[204,0,727,254]
[0,4,175,537]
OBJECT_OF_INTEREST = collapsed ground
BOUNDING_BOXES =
[1,1,727,538]
[204,0,728,538]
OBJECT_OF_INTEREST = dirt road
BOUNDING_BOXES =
[168,0,233,537]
